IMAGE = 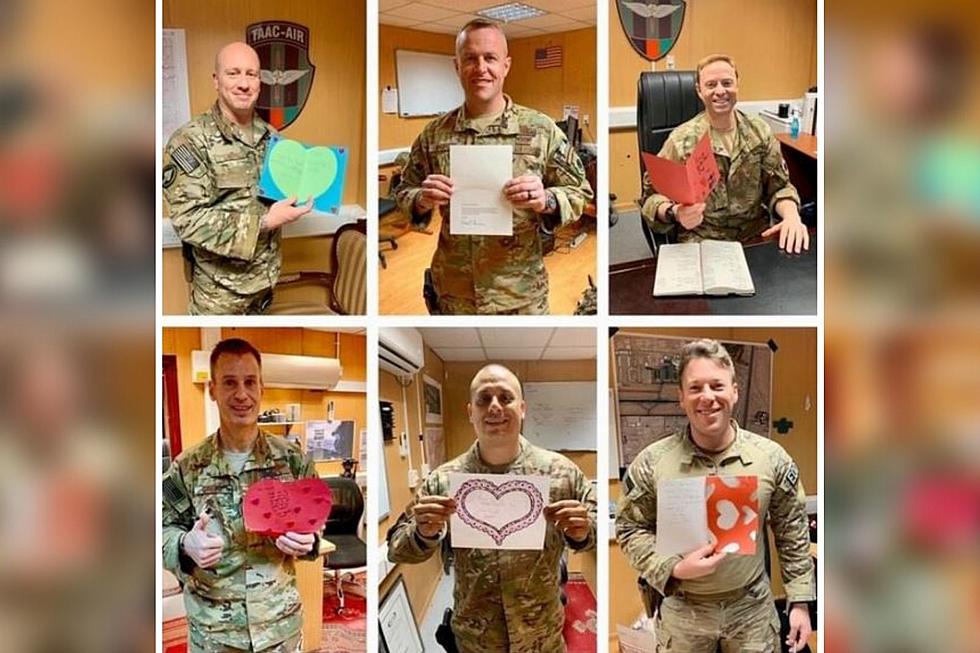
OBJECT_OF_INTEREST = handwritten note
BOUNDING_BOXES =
[258,135,348,214]
[243,478,332,537]
[655,477,709,555]
[641,132,720,205]
[449,472,549,550]
[449,145,513,235]
[655,475,759,556]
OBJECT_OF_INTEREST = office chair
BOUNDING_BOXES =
[267,219,367,315]
[635,70,704,257]
[322,475,367,613]
[378,168,405,269]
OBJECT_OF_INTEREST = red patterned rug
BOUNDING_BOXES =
[319,575,366,653]
[563,573,598,653]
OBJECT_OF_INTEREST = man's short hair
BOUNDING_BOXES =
[696,54,739,85]
[677,339,735,385]
[469,363,523,399]
[455,18,508,56]
[210,338,262,379]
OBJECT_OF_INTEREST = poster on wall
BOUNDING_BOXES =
[422,375,443,424]
[611,333,772,471]
[424,427,445,470]
[306,420,355,461]
[379,575,424,653]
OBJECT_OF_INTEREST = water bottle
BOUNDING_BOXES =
[790,109,801,139]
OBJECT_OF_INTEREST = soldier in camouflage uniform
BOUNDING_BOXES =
[163,42,311,315]
[617,340,814,653]
[387,364,597,652]
[394,19,593,315]
[641,54,810,253]
[162,339,320,652]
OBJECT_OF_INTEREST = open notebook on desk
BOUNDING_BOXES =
[653,240,755,297]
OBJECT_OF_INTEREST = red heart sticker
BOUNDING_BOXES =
[243,478,332,537]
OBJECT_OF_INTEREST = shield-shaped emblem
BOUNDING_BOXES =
[246,21,316,131]
[616,0,686,62]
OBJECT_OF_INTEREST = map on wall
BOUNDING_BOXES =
[611,333,772,473]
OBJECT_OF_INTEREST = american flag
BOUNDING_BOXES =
[534,45,562,69]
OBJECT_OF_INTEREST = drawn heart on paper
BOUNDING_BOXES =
[268,139,338,200]
[454,479,545,546]
[243,477,332,537]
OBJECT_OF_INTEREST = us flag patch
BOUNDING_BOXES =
[172,144,201,174]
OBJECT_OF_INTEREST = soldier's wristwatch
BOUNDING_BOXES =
[544,190,558,214]
[665,203,678,223]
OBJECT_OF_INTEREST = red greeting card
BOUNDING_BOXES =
[243,478,332,537]
[705,475,759,555]
[641,132,720,205]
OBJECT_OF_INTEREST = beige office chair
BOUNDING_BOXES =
[268,219,367,315]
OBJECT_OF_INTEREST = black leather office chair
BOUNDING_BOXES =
[322,476,367,613]
[635,70,704,257]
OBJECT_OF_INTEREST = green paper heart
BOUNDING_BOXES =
[268,139,338,201]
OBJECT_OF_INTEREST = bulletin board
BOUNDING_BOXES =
[394,49,464,117]
[522,381,597,452]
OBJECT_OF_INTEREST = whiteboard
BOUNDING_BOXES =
[162,29,191,143]
[522,382,597,452]
[394,49,464,117]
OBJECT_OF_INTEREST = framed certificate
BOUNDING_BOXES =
[379,575,423,653]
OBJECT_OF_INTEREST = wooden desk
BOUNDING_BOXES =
[610,237,817,315]
[776,133,817,205]
[776,133,817,159]
[296,538,336,652]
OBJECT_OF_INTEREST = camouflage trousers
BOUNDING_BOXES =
[656,574,781,653]
[188,629,301,653]
[436,294,550,315]
[189,279,273,315]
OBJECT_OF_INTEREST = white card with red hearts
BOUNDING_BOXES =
[655,475,759,556]
[448,472,550,550]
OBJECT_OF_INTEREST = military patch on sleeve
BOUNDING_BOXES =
[163,472,191,514]
[162,164,176,188]
[171,143,201,174]
[782,463,800,491]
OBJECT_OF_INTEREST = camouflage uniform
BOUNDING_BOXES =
[641,110,801,243]
[616,422,814,653]
[163,103,279,315]
[395,95,593,315]
[162,430,319,652]
[388,436,598,652]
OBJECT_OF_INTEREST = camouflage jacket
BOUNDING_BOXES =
[640,110,801,242]
[616,423,815,604]
[388,436,597,653]
[163,103,280,296]
[161,430,319,651]
[395,96,593,313]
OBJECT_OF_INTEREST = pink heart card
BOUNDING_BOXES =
[448,473,550,550]
[243,477,333,537]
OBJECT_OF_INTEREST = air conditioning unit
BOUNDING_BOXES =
[379,327,424,376]
[191,351,341,389]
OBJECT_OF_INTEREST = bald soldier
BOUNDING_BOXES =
[162,339,320,652]
[395,19,593,315]
[387,364,597,652]
[163,42,312,314]
[617,340,814,652]
[641,54,810,253]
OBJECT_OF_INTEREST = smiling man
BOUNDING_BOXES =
[162,338,320,652]
[163,42,311,314]
[394,19,593,314]
[387,364,597,652]
[616,340,815,653]
[641,54,810,253]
